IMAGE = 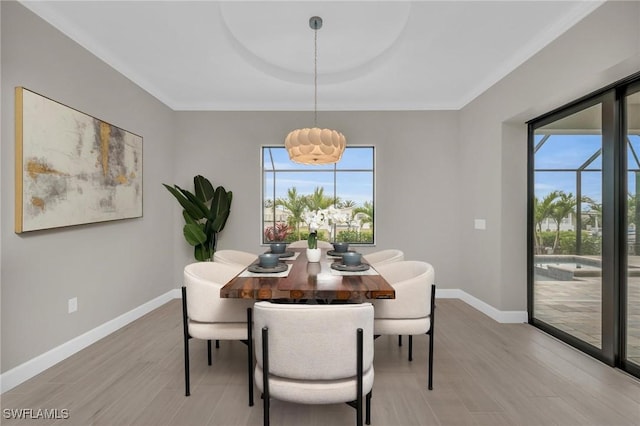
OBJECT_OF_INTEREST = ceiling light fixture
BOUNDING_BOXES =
[285,16,346,165]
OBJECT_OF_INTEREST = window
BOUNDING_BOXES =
[262,146,375,245]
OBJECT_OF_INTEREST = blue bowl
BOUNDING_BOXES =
[341,252,362,266]
[259,253,280,268]
[332,242,350,253]
[270,243,287,254]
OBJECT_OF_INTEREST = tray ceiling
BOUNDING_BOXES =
[20,1,604,111]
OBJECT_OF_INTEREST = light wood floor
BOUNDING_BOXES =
[2,298,640,426]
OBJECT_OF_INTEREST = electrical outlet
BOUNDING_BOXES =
[68,297,78,313]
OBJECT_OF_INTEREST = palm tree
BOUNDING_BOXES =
[549,191,577,253]
[340,199,357,208]
[627,193,640,254]
[534,191,560,254]
[304,187,336,211]
[353,201,374,226]
[275,187,307,240]
[628,193,638,229]
[583,198,601,233]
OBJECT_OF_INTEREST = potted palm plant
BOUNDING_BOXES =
[163,175,232,261]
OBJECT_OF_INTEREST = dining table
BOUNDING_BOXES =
[220,248,395,303]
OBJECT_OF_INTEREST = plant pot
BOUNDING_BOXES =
[306,248,322,263]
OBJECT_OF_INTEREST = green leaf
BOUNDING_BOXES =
[165,176,231,262]
[217,191,233,230]
[209,187,230,221]
[163,184,205,220]
[307,231,317,249]
[183,223,207,246]
[194,175,215,202]
[183,190,210,219]
[211,208,230,232]
[182,210,197,225]
[194,244,208,262]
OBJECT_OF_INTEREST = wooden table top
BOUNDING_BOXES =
[220,249,395,302]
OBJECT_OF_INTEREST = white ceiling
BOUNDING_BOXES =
[20,1,604,111]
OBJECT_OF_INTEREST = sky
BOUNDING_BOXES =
[263,146,374,207]
[534,134,640,207]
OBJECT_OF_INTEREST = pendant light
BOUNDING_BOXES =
[284,16,346,165]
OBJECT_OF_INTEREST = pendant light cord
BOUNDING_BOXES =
[314,27,318,128]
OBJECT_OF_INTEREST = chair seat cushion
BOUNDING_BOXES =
[188,320,248,340]
[374,317,430,336]
[255,365,374,405]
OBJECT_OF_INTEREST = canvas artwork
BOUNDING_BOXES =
[15,87,143,233]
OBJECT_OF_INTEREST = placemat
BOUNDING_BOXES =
[264,250,300,261]
[282,251,300,261]
[325,262,379,276]
[239,263,293,278]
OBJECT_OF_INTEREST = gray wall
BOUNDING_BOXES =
[459,0,640,310]
[171,111,462,288]
[1,2,176,372]
[2,0,640,374]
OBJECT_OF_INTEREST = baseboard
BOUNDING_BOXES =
[2,286,524,393]
[436,288,528,324]
[0,288,181,394]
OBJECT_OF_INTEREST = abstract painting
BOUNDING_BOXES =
[15,87,143,233]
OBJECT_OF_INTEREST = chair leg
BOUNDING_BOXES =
[428,330,434,390]
[398,335,402,347]
[181,287,191,397]
[408,335,413,362]
[207,340,212,366]
[357,328,363,426]
[428,283,436,390]
[365,391,372,425]
[247,308,254,407]
[216,339,220,349]
[262,327,270,426]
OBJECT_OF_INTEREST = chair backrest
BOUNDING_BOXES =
[213,249,258,267]
[373,261,434,319]
[363,249,404,267]
[287,240,333,249]
[184,262,250,323]
[253,302,374,381]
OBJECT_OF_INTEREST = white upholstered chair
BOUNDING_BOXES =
[287,240,333,249]
[372,260,436,390]
[214,249,258,268]
[253,302,375,426]
[182,262,255,405]
[362,249,404,267]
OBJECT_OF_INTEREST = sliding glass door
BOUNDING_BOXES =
[529,72,640,377]
[531,101,606,358]
[624,86,640,374]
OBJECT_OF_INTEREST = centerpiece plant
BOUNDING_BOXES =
[303,206,349,242]
[307,231,318,249]
[163,175,232,261]
[306,230,321,262]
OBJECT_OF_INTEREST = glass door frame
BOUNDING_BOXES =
[527,71,640,378]
[621,81,640,378]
